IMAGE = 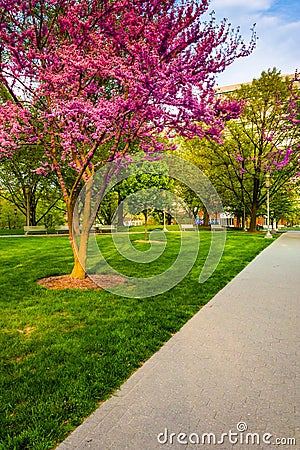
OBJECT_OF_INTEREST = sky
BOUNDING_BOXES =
[207,0,300,87]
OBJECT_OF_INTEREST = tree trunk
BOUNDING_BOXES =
[69,178,93,279]
[249,203,258,232]
[143,209,148,241]
[203,209,209,227]
[69,205,86,279]
[249,177,260,232]
[117,192,124,227]
[69,208,89,280]
[237,216,242,228]
[30,203,37,226]
[71,252,86,279]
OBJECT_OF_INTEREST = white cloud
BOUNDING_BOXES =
[208,0,299,86]
[211,0,273,12]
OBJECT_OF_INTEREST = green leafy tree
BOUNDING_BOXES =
[257,187,295,227]
[97,191,119,226]
[179,69,299,231]
[0,198,23,229]
[0,83,63,226]
[0,147,64,226]
[114,158,173,240]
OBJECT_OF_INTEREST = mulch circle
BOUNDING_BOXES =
[37,274,127,290]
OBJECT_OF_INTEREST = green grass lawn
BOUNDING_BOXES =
[0,231,275,449]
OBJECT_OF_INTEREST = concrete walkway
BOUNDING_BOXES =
[57,232,300,450]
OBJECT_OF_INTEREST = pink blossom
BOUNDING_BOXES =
[0,0,256,213]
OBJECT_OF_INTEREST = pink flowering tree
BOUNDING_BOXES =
[0,0,255,278]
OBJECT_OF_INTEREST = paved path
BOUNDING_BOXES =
[57,232,300,450]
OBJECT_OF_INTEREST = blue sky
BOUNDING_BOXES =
[208,0,299,86]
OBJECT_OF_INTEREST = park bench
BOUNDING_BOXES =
[55,225,69,234]
[181,224,196,231]
[54,225,102,234]
[211,224,225,231]
[94,224,117,233]
[24,225,47,235]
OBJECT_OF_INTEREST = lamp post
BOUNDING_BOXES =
[265,172,273,239]
[162,191,168,232]
[14,208,17,229]
[163,210,168,232]
[25,186,30,226]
